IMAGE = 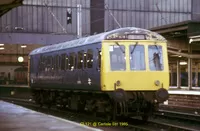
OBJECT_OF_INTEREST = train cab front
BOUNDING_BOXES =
[100,40,169,119]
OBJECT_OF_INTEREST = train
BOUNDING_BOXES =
[28,27,169,121]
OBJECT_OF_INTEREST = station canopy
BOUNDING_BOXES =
[0,0,23,17]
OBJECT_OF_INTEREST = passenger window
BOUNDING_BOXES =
[78,51,84,69]
[129,45,145,70]
[61,54,66,70]
[39,55,45,71]
[98,51,101,69]
[84,52,87,68]
[42,56,46,71]
[46,56,51,71]
[53,56,56,70]
[65,55,69,70]
[56,55,59,70]
[58,55,61,70]
[74,53,77,69]
[69,53,76,70]
[51,56,53,70]
[87,49,93,68]
[109,45,126,71]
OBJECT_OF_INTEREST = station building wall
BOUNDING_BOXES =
[0,0,198,38]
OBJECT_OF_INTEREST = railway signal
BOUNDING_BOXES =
[67,9,72,24]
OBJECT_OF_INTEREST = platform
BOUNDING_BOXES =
[169,86,200,95]
[0,84,29,88]
[0,100,102,131]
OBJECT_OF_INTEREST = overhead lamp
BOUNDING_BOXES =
[14,27,24,30]
[21,45,27,48]
[0,47,4,50]
[189,38,193,44]
[190,35,200,39]
[179,61,187,65]
[0,44,4,46]
[18,56,24,62]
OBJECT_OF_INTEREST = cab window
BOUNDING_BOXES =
[148,45,163,71]
[109,45,126,71]
[129,45,145,70]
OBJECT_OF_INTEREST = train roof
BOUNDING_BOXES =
[29,27,166,55]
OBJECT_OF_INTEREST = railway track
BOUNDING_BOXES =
[1,96,200,131]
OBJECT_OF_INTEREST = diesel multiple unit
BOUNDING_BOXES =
[29,27,169,121]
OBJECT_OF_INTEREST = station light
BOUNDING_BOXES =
[0,44,4,46]
[179,61,187,65]
[189,38,193,44]
[0,47,4,50]
[18,56,24,62]
[21,45,27,48]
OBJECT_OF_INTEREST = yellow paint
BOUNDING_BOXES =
[100,40,169,91]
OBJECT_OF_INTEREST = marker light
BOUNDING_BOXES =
[18,56,24,62]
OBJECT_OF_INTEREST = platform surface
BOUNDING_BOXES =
[169,86,200,95]
[0,84,29,88]
[0,100,102,131]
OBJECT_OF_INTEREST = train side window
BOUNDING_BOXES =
[65,54,69,70]
[78,51,84,69]
[44,56,48,71]
[39,55,44,71]
[98,51,101,69]
[47,56,51,71]
[74,53,77,69]
[69,53,74,70]
[53,55,56,70]
[51,56,53,70]
[56,55,59,70]
[58,55,61,70]
[84,52,87,68]
[87,49,93,68]
[61,54,66,70]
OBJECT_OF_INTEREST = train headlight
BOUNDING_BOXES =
[116,80,121,86]
[154,80,160,86]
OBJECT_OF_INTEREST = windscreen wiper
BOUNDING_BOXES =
[154,42,161,54]
[130,42,138,54]
[153,42,162,70]
[115,42,125,53]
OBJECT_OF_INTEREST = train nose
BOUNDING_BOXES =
[155,88,169,103]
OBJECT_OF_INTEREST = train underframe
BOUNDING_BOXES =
[32,88,164,121]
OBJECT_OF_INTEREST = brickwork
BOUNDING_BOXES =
[168,94,200,108]
[0,44,43,63]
